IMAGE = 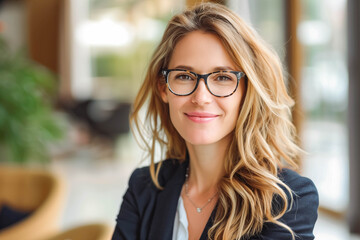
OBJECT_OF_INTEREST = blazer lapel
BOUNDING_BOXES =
[148,160,188,240]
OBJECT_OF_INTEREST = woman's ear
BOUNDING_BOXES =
[158,80,168,103]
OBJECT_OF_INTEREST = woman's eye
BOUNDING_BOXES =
[216,75,232,81]
[176,74,193,80]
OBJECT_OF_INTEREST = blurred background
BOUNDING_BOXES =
[0,0,359,239]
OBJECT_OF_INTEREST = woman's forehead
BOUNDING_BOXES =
[168,31,237,72]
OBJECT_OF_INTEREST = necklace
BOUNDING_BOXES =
[184,167,218,213]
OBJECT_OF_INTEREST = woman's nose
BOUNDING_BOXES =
[191,78,213,105]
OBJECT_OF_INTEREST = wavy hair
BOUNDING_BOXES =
[130,2,301,239]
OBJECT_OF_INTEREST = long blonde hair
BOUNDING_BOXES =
[131,3,301,239]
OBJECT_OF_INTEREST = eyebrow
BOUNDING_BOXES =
[173,65,236,71]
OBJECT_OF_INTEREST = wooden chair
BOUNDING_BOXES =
[0,166,65,240]
[42,223,113,240]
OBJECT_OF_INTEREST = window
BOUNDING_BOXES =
[69,0,185,101]
[299,0,348,212]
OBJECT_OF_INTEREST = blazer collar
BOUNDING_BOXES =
[148,159,217,240]
[148,160,188,240]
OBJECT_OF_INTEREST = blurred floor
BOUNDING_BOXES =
[50,132,360,240]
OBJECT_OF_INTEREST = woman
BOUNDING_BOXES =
[112,3,318,240]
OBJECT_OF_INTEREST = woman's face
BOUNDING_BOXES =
[160,31,246,146]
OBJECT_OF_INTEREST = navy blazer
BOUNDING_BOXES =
[112,159,319,240]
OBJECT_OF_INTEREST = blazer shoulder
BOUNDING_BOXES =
[257,169,319,239]
[278,168,319,238]
[278,168,318,199]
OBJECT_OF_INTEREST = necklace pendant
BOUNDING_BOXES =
[197,208,201,213]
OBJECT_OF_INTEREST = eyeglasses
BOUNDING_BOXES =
[161,69,246,97]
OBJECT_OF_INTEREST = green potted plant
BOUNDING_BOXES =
[0,36,62,164]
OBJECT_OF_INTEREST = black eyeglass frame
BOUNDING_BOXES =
[161,69,246,98]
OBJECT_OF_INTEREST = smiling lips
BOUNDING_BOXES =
[185,112,219,123]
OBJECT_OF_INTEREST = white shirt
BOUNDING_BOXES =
[172,196,189,240]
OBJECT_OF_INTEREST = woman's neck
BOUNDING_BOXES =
[185,135,231,194]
